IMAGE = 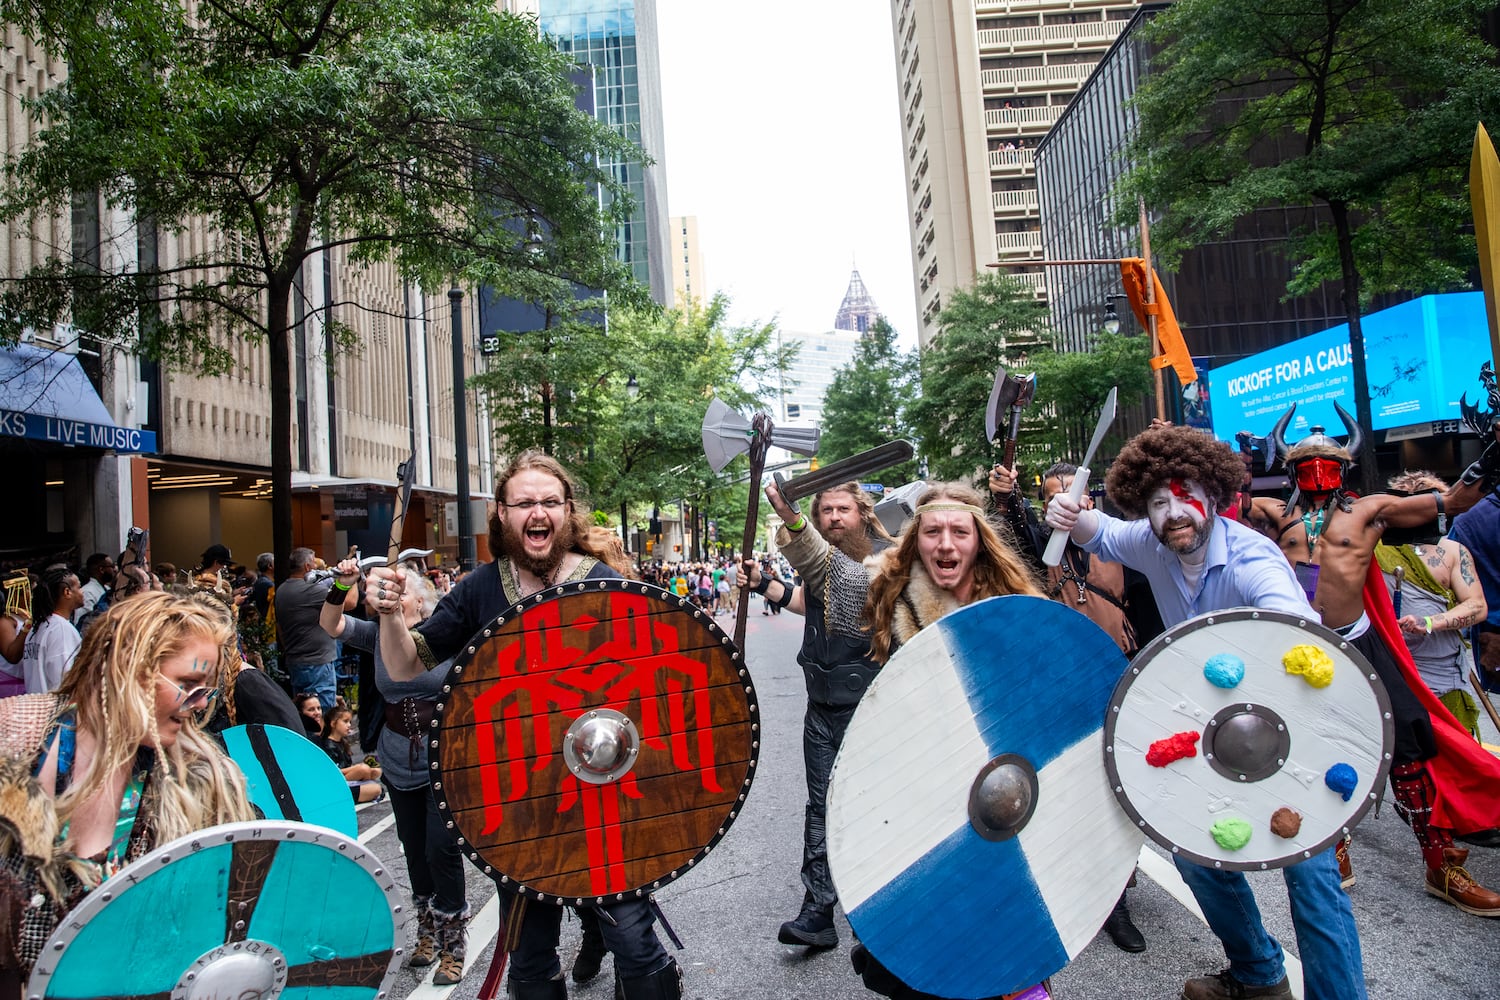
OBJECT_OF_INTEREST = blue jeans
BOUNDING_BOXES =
[288,659,338,709]
[1174,846,1366,1000]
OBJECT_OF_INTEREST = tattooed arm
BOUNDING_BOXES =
[1435,541,1488,632]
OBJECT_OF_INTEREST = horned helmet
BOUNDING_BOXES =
[1269,402,1364,502]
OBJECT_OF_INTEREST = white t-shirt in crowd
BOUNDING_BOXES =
[23,614,81,694]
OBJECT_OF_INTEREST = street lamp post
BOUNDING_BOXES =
[450,285,476,571]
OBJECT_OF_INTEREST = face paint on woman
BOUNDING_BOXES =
[1147,479,1214,555]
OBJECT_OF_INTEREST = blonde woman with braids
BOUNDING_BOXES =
[0,591,253,990]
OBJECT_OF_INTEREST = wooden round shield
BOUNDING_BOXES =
[1104,609,1395,870]
[828,595,1143,999]
[27,820,408,999]
[433,579,759,905]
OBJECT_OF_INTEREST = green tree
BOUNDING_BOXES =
[1028,331,1153,474]
[818,317,920,484]
[572,295,794,548]
[0,0,639,576]
[1119,0,1500,491]
[907,273,1050,481]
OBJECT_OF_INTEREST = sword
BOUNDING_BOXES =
[1392,565,1405,618]
[773,440,915,508]
[1043,387,1117,567]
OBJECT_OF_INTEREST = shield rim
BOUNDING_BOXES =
[27,819,410,997]
[432,577,761,905]
[1103,607,1397,871]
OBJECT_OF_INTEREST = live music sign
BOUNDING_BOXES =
[0,408,157,453]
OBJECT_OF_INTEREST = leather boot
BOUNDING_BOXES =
[408,895,437,968]
[777,894,837,948]
[1425,847,1500,916]
[1102,892,1145,952]
[509,973,568,999]
[1335,835,1355,889]
[571,908,607,984]
[614,958,682,1000]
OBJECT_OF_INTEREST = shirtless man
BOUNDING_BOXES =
[1265,412,1498,916]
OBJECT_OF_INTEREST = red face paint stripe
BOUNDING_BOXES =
[1169,478,1207,519]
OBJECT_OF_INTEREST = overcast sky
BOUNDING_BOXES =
[653,1,920,348]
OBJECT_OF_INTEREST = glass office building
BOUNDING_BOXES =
[540,0,672,304]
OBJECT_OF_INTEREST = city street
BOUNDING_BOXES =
[357,607,1500,1000]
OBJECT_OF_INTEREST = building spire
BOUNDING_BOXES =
[833,267,880,333]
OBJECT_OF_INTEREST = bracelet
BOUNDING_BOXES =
[786,514,807,533]
[752,577,771,595]
[333,580,353,592]
[324,586,348,606]
[1424,615,1434,634]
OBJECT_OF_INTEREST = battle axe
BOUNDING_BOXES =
[773,440,916,508]
[986,367,1036,469]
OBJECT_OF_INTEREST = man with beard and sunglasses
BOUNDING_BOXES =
[1046,425,1365,1000]
[738,483,894,951]
[369,451,681,1000]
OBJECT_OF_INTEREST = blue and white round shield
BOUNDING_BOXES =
[827,595,1142,999]
[222,724,358,838]
[27,820,409,999]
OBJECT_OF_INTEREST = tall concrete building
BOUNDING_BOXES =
[669,215,706,309]
[540,0,673,305]
[890,0,1140,346]
[776,327,864,427]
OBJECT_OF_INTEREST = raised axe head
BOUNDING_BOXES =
[986,370,1038,444]
[701,397,821,473]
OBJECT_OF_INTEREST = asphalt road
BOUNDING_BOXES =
[361,608,1500,1000]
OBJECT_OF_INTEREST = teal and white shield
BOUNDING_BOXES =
[223,724,358,838]
[27,821,409,1000]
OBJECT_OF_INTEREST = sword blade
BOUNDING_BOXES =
[777,440,915,503]
[1078,387,1119,470]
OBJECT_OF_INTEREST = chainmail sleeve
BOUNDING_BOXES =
[823,547,874,639]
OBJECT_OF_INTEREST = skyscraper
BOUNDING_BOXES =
[890,0,1141,346]
[669,214,705,309]
[833,268,882,333]
[540,0,673,304]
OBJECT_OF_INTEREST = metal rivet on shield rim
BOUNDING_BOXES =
[1164,637,1172,644]
[433,781,442,790]
[1384,712,1392,719]
[1303,851,1311,857]
[1251,611,1260,618]
[1369,673,1377,680]
[374,869,383,876]
[1214,861,1222,868]
[457,837,465,845]
[430,741,438,749]
[1206,617,1215,625]
[454,664,464,673]
[442,685,451,693]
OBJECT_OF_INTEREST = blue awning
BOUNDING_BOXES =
[0,344,157,454]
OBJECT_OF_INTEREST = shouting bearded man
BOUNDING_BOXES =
[738,483,893,950]
[1262,406,1500,917]
[370,451,681,1000]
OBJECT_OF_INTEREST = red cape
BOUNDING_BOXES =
[1363,562,1500,833]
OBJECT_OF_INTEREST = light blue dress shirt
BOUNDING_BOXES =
[1078,512,1317,628]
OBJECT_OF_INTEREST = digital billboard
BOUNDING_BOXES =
[1206,292,1495,443]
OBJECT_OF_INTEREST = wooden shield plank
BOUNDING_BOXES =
[434,579,759,904]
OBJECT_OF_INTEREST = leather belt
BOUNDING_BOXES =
[383,697,438,740]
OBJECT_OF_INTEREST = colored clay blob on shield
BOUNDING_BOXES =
[1146,731,1200,767]
[1324,763,1358,802]
[1269,807,1303,838]
[1210,817,1253,851]
[1203,653,1245,688]
[1282,644,1335,688]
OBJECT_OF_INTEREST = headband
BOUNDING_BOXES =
[913,501,987,518]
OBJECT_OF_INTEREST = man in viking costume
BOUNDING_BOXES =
[370,451,681,1000]
[744,483,895,951]
[745,479,1044,1000]
[1047,424,1363,1000]
[1261,405,1500,917]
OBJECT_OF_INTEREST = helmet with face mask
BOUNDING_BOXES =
[1269,403,1364,508]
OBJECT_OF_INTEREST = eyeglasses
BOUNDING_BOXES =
[502,499,567,512]
[158,676,221,716]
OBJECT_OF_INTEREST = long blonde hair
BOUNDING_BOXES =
[865,482,1044,664]
[53,592,252,845]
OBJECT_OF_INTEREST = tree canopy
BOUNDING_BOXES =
[817,317,920,485]
[1118,0,1500,489]
[0,0,639,575]
[907,273,1050,481]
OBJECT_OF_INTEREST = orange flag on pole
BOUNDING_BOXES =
[1120,257,1197,387]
